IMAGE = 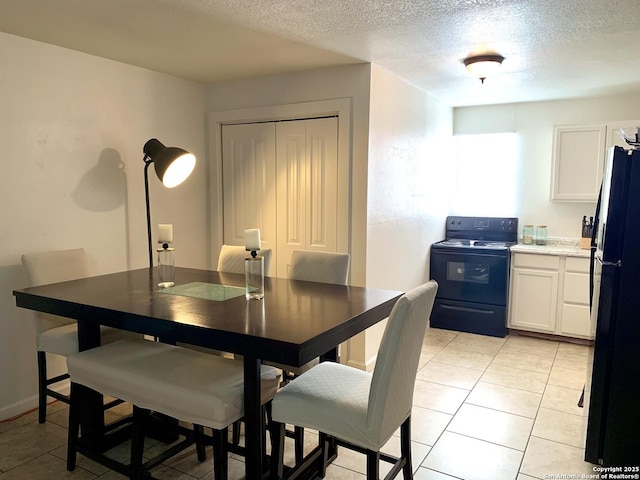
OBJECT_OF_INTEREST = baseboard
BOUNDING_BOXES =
[0,394,39,421]
[346,354,377,372]
[0,382,70,421]
[509,328,594,345]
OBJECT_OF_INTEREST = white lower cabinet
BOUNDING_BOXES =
[509,253,593,339]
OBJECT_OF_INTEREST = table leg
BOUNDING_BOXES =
[244,356,263,479]
[319,346,338,363]
[76,321,107,451]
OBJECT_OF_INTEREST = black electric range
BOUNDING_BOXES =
[429,216,518,337]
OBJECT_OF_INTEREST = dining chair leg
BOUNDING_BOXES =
[401,416,412,480]
[269,421,285,480]
[265,402,276,455]
[130,406,148,479]
[366,450,380,480]
[319,432,330,478]
[37,351,47,424]
[294,426,304,463]
[232,421,241,445]
[66,383,80,471]
[262,405,268,456]
[212,427,228,480]
[194,425,207,462]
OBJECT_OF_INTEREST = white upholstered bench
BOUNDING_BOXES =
[66,338,280,479]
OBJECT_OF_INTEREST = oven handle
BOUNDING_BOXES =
[440,304,495,315]
[430,249,507,261]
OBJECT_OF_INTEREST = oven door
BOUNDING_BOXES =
[429,248,508,306]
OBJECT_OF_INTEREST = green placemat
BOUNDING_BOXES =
[159,282,246,301]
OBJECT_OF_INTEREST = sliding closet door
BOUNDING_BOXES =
[221,117,338,278]
[275,117,338,276]
[221,122,277,266]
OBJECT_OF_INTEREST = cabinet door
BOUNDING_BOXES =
[551,125,606,202]
[510,268,558,333]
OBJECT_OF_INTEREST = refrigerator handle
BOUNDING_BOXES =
[589,183,602,312]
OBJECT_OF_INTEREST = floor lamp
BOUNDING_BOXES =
[142,138,196,268]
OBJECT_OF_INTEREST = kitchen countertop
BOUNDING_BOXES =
[510,238,591,258]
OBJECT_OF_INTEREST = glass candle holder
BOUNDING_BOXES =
[157,246,175,288]
[245,254,264,300]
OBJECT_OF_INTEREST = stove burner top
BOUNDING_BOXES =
[436,239,514,249]
[434,216,519,251]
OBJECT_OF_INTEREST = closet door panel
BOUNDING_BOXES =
[275,117,338,276]
[307,117,338,251]
[276,121,307,276]
[221,123,277,258]
[222,118,339,278]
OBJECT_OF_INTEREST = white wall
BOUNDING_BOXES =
[363,65,453,366]
[0,32,207,420]
[206,65,454,371]
[367,65,453,290]
[205,64,372,286]
[454,92,640,238]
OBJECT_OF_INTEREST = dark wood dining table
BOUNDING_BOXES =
[14,267,402,479]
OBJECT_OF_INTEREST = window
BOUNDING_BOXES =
[451,133,518,216]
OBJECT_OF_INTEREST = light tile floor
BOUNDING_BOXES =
[0,328,598,479]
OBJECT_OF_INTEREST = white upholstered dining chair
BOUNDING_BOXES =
[269,280,438,480]
[277,250,350,378]
[182,245,273,365]
[217,244,273,275]
[272,250,351,462]
[287,250,350,286]
[66,338,281,480]
[21,248,133,423]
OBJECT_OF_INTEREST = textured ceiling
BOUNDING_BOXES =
[2,0,640,106]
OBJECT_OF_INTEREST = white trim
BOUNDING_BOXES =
[0,383,69,421]
[346,355,377,372]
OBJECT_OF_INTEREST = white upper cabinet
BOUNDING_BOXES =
[551,125,606,202]
[551,121,640,202]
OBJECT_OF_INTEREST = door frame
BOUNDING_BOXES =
[207,99,352,271]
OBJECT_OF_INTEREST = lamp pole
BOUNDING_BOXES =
[143,156,154,269]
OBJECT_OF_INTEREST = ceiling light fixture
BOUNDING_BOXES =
[463,54,505,84]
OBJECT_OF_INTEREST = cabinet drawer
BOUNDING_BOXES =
[561,304,591,338]
[513,253,560,270]
[566,256,590,273]
[564,272,590,304]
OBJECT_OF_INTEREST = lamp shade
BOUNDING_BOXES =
[463,54,505,82]
[143,138,196,188]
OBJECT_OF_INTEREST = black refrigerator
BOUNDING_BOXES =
[585,145,640,466]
